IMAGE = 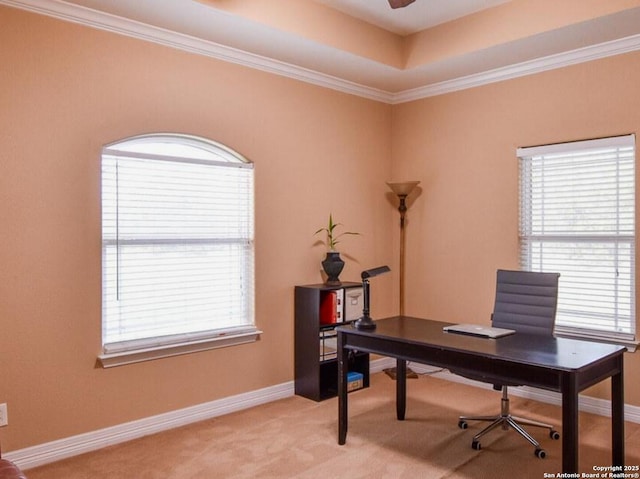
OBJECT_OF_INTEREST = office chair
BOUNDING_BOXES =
[457,269,561,458]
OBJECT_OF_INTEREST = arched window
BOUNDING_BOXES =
[99,134,258,367]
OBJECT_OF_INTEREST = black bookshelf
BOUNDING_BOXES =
[294,282,370,401]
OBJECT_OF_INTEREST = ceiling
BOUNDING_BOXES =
[313,0,512,35]
[4,0,640,103]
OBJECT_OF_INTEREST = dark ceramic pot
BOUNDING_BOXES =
[322,251,344,285]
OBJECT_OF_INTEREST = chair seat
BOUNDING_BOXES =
[452,368,520,389]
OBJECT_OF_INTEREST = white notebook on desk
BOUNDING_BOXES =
[443,323,515,338]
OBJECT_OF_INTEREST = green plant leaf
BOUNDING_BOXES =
[314,213,360,251]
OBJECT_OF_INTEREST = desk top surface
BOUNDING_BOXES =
[336,316,625,371]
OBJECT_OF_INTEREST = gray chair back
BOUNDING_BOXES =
[492,269,560,336]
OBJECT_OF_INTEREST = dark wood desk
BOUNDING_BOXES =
[337,316,625,474]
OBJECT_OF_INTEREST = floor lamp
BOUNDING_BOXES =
[386,181,420,316]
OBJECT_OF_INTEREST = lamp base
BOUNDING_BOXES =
[354,316,376,330]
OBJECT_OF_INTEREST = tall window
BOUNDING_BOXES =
[100,134,258,367]
[518,135,635,345]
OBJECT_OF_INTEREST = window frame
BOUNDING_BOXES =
[517,134,637,350]
[98,133,260,368]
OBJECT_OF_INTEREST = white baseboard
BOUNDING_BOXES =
[5,381,294,470]
[5,357,639,470]
[402,360,640,423]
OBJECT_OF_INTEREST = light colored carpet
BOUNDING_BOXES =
[26,373,640,478]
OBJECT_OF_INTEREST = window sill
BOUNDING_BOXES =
[97,328,262,368]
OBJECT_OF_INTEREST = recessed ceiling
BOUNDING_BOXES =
[313,0,512,35]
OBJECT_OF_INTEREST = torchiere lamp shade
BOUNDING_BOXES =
[387,181,420,197]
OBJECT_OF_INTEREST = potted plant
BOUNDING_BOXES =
[314,214,360,285]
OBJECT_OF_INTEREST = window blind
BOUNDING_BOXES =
[518,135,635,342]
[101,135,255,355]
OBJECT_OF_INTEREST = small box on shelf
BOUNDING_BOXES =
[347,371,364,392]
[344,287,364,322]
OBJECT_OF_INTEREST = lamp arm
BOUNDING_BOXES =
[361,278,370,320]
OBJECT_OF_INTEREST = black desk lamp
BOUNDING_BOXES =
[354,265,391,330]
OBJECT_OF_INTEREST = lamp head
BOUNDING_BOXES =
[361,265,391,280]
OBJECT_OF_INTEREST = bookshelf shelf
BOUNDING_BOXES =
[294,282,370,401]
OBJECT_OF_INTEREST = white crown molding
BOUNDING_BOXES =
[0,0,394,103]
[391,32,640,103]
[4,0,640,104]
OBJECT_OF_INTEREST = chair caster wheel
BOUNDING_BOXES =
[472,440,481,450]
[535,448,546,459]
[458,420,468,430]
[550,430,560,440]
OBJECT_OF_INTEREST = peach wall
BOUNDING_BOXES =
[0,6,394,450]
[2,1,640,456]
[392,50,640,405]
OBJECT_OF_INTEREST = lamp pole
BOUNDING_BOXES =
[387,181,420,316]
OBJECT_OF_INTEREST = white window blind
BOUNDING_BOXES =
[101,134,256,362]
[518,135,635,343]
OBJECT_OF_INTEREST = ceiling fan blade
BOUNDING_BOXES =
[388,0,416,9]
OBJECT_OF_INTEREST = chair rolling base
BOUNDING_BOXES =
[458,387,560,458]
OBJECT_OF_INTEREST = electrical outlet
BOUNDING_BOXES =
[0,403,8,427]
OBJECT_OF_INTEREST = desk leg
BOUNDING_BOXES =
[338,332,347,445]
[611,358,625,468]
[562,374,579,474]
[396,358,406,421]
